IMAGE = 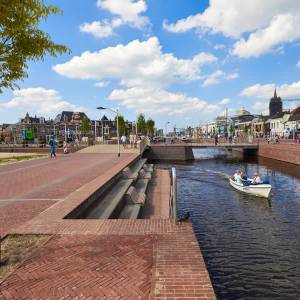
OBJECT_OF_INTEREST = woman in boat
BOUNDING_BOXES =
[252,173,263,184]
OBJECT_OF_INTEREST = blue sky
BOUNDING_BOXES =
[1,0,300,128]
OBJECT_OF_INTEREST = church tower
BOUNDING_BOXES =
[269,88,282,116]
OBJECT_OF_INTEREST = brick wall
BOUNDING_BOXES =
[258,143,300,165]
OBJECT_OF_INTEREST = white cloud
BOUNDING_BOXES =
[232,14,300,58]
[94,81,108,88]
[80,20,114,39]
[53,37,217,89]
[254,101,269,110]
[218,98,231,105]
[297,60,300,68]
[96,0,149,29]
[164,0,300,58]
[214,44,226,50]
[241,81,300,99]
[108,87,219,116]
[0,88,84,117]
[81,0,150,39]
[203,70,238,87]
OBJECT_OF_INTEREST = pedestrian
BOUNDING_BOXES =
[121,135,127,149]
[63,141,69,154]
[129,132,134,148]
[214,135,218,146]
[133,134,138,148]
[275,135,280,144]
[49,136,56,158]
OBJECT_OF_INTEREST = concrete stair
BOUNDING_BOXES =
[84,179,133,219]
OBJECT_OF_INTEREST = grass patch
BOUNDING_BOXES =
[0,155,46,164]
[0,234,50,281]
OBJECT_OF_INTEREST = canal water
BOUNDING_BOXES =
[158,149,300,299]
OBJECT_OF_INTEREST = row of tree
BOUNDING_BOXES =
[80,113,156,137]
[116,113,155,136]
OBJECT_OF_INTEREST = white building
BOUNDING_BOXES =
[268,112,290,138]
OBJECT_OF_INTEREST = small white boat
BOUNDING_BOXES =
[229,178,272,198]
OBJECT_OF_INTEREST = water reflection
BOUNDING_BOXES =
[157,149,300,299]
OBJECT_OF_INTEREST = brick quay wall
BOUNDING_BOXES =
[258,143,300,165]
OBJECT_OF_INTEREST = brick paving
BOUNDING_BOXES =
[0,235,153,300]
[0,153,136,200]
[0,200,56,237]
[0,152,216,299]
[141,169,170,219]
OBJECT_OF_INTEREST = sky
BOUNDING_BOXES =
[1,0,300,129]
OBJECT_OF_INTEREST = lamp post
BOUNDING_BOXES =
[165,121,170,138]
[97,107,120,157]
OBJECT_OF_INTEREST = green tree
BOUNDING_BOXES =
[80,117,90,135]
[115,115,126,136]
[0,0,70,92]
[137,113,146,135]
[146,118,155,136]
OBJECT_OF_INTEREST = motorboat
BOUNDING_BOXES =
[229,178,272,198]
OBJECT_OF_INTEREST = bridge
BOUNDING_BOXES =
[144,143,259,161]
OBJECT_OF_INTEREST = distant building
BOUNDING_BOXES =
[267,111,290,138]
[54,111,89,124]
[231,108,256,136]
[284,106,300,138]
[269,89,283,116]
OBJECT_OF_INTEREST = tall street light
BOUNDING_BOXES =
[165,121,170,138]
[97,106,120,157]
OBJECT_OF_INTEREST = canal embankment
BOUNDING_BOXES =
[258,143,300,165]
[0,148,216,299]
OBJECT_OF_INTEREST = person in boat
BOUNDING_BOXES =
[233,170,247,185]
[251,173,263,184]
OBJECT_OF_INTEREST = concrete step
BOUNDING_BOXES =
[119,204,141,219]
[85,179,133,219]
[135,179,150,194]
[123,158,147,180]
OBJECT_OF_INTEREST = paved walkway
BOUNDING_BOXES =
[0,153,137,236]
[0,151,216,299]
[79,144,139,154]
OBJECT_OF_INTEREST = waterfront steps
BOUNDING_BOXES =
[84,178,134,219]
[80,157,153,220]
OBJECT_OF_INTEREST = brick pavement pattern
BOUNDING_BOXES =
[0,200,56,236]
[0,153,135,200]
[0,153,216,299]
[0,235,153,300]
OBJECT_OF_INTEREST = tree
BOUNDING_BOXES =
[137,113,146,135]
[146,118,155,136]
[0,0,70,92]
[80,117,90,135]
[115,115,126,136]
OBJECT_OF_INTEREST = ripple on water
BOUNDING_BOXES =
[158,149,300,299]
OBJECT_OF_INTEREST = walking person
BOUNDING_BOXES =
[133,134,138,148]
[63,141,69,154]
[49,136,56,158]
[129,132,134,148]
[121,135,127,149]
[214,135,218,146]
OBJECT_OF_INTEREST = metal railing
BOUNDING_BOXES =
[169,167,177,223]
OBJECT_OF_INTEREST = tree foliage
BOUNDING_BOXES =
[137,113,147,135]
[146,118,155,136]
[115,115,126,136]
[0,0,70,92]
[80,117,90,135]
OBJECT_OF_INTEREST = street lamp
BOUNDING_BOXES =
[97,106,120,157]
[165,121,170,138]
